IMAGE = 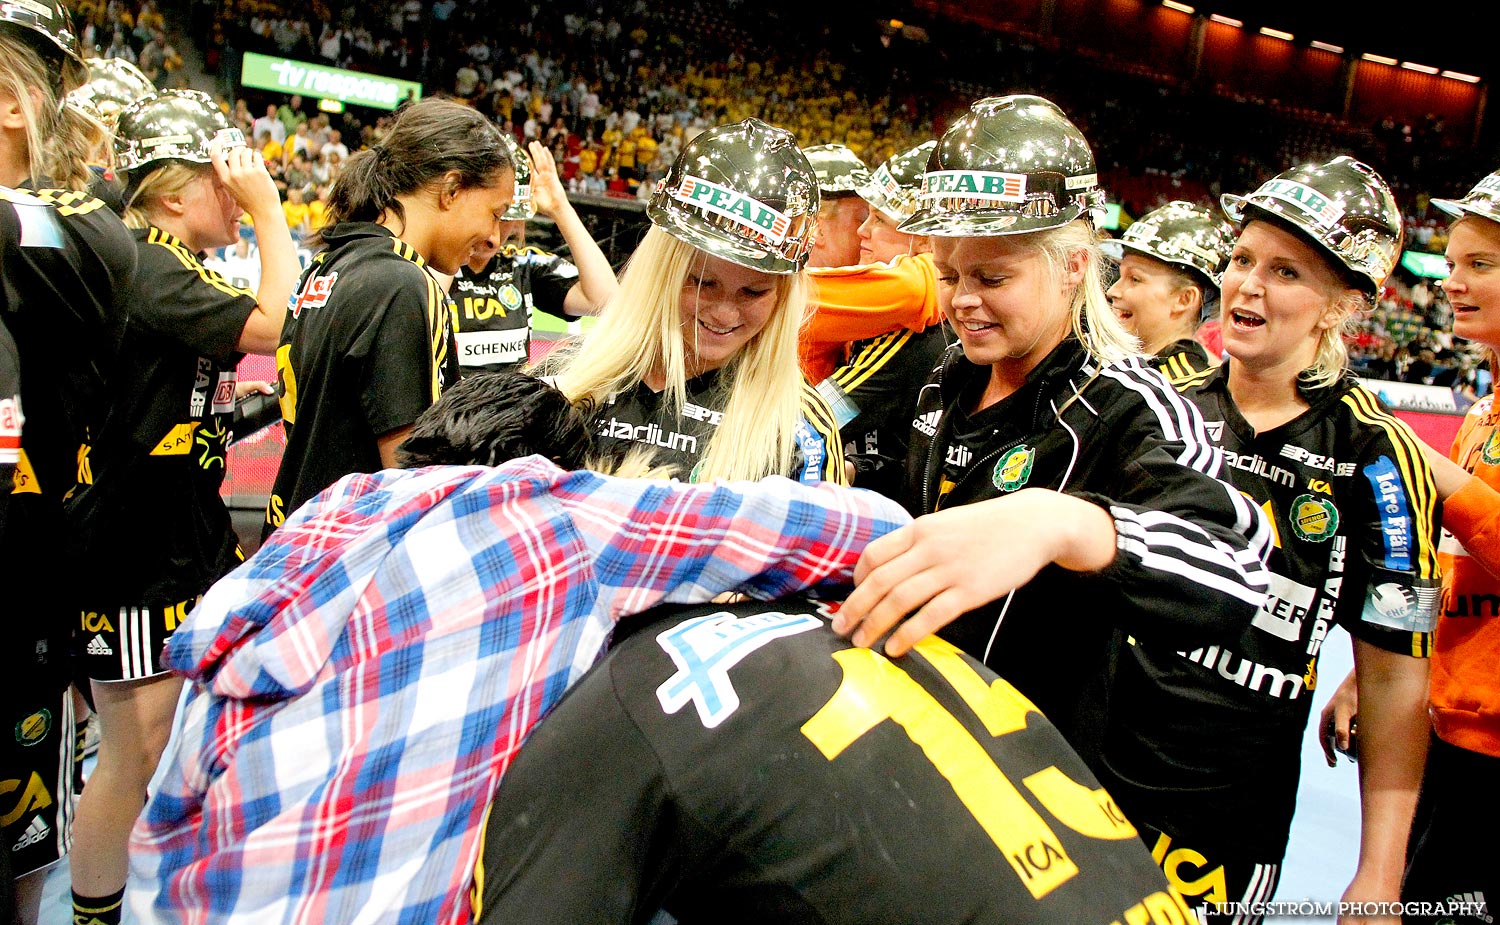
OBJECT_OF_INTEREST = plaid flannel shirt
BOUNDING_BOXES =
[128,457,909,925]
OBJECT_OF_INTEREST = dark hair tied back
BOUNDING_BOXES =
[318,98,512,244]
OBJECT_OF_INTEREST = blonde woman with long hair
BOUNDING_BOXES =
[834,94,1271,780]
[1097,157,1439,923]
[0,3,137,921]
[548,119,844,485]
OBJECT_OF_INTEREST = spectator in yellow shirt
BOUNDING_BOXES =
[281,186,311,237]
[634,129,657,173]
[305,185,330,234]
[578,141,599,178]
[615,134,637,181]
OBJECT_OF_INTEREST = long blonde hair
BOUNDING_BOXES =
[0,33,102,191]
[547,226,810,482]
[1029,219,1141,363]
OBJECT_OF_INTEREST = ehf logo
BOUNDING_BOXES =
[674,176,792,244]
[289,271,338,318]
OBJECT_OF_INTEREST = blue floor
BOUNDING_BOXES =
[39,630,1364,925]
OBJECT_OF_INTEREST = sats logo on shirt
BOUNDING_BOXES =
[289,270,339,318]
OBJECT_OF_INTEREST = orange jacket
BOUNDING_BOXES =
[1430,394,1500,757]
[800,253,944,384]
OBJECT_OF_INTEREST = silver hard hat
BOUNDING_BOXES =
[858,140,935,224]
[115,89,244,172]
[1432,169,1500,227]
[901,94,1103,237]
[0,0,86,92]
[803,143,871,197]
[1101,200,1235,287]
[648,118,818,274]
[1221,155,1402,295]
[499,133,535,220]
[67,57,156,122]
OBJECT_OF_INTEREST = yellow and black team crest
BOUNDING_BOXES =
[1481,428,1500,467]
[498,283,524,313]
[1288,493,1339,542]
[15,709,50,747]
[993,445,1036,493]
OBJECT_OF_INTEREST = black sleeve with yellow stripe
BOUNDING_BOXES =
[825,325,949,491]
[1151,338,1214,383]
[1341,385,1441,658]
[797,381,847,486]
[135,227,257,362]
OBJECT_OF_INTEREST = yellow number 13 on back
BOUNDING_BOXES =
[801,637,1135,899]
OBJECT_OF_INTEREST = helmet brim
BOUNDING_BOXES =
[1225,197,1380,295]
[854,181,905,225]
[900,204,1087,237]
[1431,196,1500,227]
[1100,238,1223,286]
[647,198,806,274]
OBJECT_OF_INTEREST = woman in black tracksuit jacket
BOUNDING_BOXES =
[833,95,1273,764]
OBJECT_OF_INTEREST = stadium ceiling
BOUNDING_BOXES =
[1191,2,1488,81]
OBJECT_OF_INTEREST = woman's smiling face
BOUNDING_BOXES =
[678,251,780,374]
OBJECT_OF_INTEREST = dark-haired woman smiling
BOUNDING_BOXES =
[267,98,515,532]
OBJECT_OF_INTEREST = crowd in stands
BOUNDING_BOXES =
[71,0,187,86]
[63,0,1496,393]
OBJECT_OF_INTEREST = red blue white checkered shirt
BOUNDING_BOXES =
[128,457,909,924]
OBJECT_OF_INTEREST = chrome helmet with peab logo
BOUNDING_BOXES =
[1221,155,1403,296]
[648,118,819,274]
[901,94,1104,237]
